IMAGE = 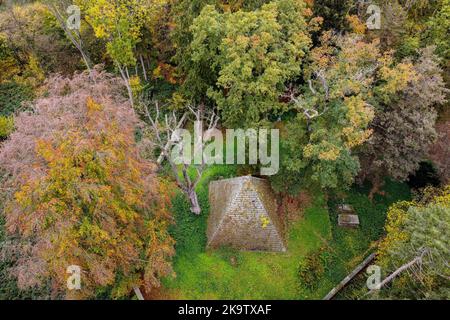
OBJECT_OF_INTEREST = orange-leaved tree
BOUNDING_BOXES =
[0,68,174,299]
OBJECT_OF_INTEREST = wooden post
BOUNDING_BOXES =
[323,253,376,300]
[133,286,144,300]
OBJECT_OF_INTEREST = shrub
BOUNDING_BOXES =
[375,185,450,299]
[0,115,14,139]
[0,82,33,116]
[298,247,328,291]
[407,161,441,190]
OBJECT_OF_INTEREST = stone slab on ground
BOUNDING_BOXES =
[338,214,360,227]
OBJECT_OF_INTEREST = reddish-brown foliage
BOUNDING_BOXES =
[0,68,174,299]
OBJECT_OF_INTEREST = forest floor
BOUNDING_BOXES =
[156,166,411,300]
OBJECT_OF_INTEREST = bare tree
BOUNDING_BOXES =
[117,63,136,108]
[282,70,331,131]
[365,247,434,298]
[142,101,219,215]
[139,54,148,82]
[44,0,92,72]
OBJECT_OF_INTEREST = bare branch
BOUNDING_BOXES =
[140,100,218,215]
[308,80,317,95]
[366,248,431,297]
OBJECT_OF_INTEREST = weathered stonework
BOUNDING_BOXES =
[207,176,286,252]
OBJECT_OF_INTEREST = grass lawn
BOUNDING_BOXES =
[162,165,331,299]
[327,180,412,299]
[162,165,411,300]
[0,161,412,300]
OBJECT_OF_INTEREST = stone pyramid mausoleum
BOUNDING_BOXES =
[207,176,286,252]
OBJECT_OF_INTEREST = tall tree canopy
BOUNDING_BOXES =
[362,46,448,183]
[171,0,273,101]
[0,69,174,299]
[187,0,312,127]
[375,185,450,299]
[272,30,417,192]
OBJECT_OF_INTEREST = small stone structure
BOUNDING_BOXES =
[337,204,360,227]
[207,176,286,252]
[338,214,360,227]
[337,204,354,214]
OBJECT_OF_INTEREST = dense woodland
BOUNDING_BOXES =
[0,0,449,300]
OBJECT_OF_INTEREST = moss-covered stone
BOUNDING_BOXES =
[207,176,286,252]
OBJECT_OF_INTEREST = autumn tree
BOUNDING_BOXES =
[271,31,416,192]
[0,2,82,75]
[373,185,450,299]
[361,47,448,186]
[76,0,167,106]
[0,69,174,299]
[187,0,312,127]
[171,0,272,103]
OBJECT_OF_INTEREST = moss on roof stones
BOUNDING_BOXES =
[207,176,286,252]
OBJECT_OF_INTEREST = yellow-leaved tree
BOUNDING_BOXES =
[0,69,174,299]
[272,29,417,193]
[76,0,167,106]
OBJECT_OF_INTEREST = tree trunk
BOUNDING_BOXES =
[157,113,188,165]
[80,50,92,73]
[118,65,134,108]
[140,54,148,81]
[188,190,201,215]
[133,286,144,300]
[48,3,92,72]
[376,253,425,290]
